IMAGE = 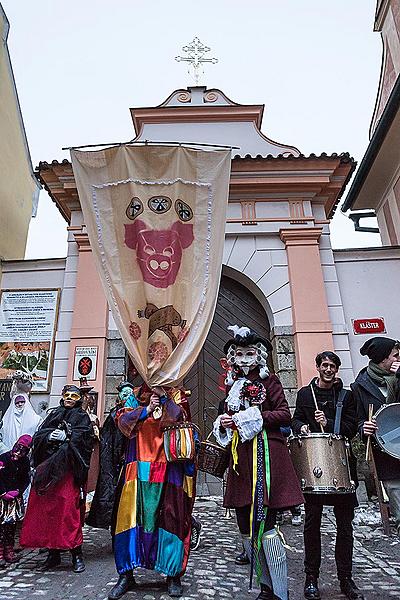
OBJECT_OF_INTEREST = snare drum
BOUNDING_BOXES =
[289,433,355,494]
[374,403,400,460]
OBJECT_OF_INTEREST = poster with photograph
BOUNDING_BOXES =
[0,289,60,392]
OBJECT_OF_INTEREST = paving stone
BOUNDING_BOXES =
[0,499,399,599]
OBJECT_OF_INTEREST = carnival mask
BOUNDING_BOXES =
[11,436,32,461]
[118,385,134,403]
[228,345,258,375]
[62,387,81,408]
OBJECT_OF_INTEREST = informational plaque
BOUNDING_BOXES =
[0,289,60,392]
[73,346,98,381]
[352,317,386,335]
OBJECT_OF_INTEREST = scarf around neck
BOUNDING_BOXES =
[367,361,399,404]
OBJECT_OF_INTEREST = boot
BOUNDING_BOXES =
[339,578,365,600]
[235,548,250,565]
[256,583,274,599]
[167,575,183,598]
[71,546,85,573]
[304,574,321,600]
[40,549,61,570]
[0,545,6,569]
[108,572,136,600]
[4,545,18,564]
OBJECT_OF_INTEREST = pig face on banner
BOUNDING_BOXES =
[124,218,194,288]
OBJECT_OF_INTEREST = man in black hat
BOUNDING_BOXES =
[352,336,400,533]
[292,351,362,600]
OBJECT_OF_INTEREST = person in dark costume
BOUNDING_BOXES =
[213,325,303,600]
[351,337,400,532]
[86,382,129,529]
[292,351,363,600]
[0,435,32,567]
[20,385,95,573]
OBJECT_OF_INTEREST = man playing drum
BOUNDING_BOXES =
[292,351,363,600]
[213,325,303,600]
[352,337,400,533]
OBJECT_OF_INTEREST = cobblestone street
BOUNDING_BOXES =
[1,497,399,600]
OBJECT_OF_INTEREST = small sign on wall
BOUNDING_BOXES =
[352,318,386,335]
[73,346,98,381]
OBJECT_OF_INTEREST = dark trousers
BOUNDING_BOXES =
[235,505,277,535]
[304,501,354,580]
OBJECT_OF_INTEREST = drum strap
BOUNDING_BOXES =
[334,389,346,435]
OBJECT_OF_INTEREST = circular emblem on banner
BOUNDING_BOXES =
[175,199,193,222]
[126,197,143,220]
[148,341,169,363]
[78,356,93,377]
[148,196,172,214]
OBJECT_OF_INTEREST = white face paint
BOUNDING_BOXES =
[233,346,258,375]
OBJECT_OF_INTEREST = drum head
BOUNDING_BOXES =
[375,403,400,460]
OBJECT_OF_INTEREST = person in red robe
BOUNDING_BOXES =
[213,325,303,600]
[20,385,94,572]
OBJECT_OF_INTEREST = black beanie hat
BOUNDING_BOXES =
[360,337,399,364]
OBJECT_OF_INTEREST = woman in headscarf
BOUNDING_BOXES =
[20,385,95,573]
[1,393,42,450]
[0,434,32,567]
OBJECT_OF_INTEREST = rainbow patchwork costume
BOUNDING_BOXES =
[112,389,196,577]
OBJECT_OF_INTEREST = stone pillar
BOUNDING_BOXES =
[67,229,109,419]
[270,327,297,411]
[279,227,334,387]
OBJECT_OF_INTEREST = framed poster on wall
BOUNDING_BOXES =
[0,289,60,393]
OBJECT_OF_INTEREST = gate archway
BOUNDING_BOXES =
[184,273,271,437]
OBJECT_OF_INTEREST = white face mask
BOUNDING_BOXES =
[233,346,258,375]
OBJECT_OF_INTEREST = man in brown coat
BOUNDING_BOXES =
[213,325,303,600]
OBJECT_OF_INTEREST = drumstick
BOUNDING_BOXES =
[365,403,374,461]
[311,385,324,433]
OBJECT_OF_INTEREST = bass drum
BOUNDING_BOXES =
[374,402,400,460]
[289,433,355,494]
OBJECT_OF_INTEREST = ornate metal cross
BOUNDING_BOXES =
[175,37,218,84]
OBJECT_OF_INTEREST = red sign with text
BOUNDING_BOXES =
[352,318,386,335]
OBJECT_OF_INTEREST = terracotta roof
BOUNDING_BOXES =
[233,151,354,161]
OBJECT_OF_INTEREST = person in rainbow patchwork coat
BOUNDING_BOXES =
[108,382,196,600]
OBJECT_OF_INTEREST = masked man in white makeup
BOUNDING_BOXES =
[213,325,303,600]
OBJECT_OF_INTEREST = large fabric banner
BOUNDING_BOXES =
[71,145,231,387]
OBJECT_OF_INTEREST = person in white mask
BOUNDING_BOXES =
[1,393,42,450]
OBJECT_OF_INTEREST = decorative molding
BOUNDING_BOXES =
[204,91,218,103]
[73,231,91,251]
[177,91,191,103]
[240,201,257,225]
[130,104,265,133]
[289,199,305,223]
[279,227,323,246]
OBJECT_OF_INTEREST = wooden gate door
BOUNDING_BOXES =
[184,275,270,438]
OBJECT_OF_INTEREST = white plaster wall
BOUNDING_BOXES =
[223,234,292,329]
[320,226,354,387]
[334,247,400,377]
[1,258,66,414]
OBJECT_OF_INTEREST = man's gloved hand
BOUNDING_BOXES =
[2,490,19,501]
[49,429,67,442]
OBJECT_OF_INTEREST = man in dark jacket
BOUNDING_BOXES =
[351,336,400,532]
[292,351,363,600]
